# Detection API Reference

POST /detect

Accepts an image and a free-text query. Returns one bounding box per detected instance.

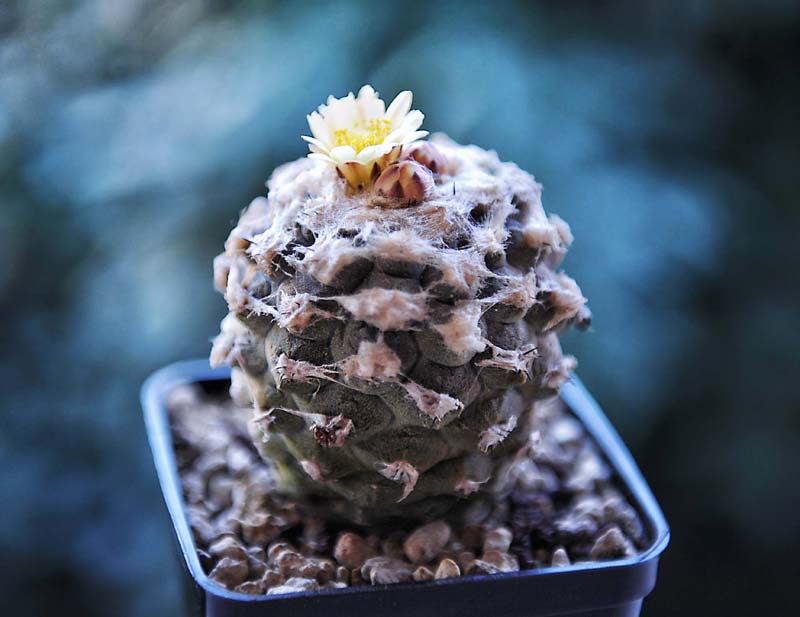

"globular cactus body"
[212,136,588,524]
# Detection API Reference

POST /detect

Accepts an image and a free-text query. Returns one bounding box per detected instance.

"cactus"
[211,88,589,525]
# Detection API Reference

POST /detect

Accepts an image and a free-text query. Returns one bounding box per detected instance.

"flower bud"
[374,160,433,205]
[404,141,449,175]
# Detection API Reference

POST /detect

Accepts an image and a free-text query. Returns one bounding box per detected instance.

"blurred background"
[1,0,797,615]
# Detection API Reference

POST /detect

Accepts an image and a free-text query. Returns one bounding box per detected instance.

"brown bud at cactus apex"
[374,160,433,205]
[404,141,449,175]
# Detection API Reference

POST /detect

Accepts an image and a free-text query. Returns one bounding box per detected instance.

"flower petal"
[386,90,413,125]
[384,124,428,145]
[356,143,394,163]
[329,145,358,163]
[357,85,377,99]
[356,85,384,123]
[307,112,332,143]
[338,161,371,188]
[396,109,425,132]
[302,135,329,150]
[403,131,429,144]
[304,86,429,183]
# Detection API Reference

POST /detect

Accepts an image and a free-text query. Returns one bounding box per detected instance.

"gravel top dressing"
[168,382,646,596]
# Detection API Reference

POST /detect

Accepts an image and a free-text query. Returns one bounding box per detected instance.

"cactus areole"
[211,86,591,525]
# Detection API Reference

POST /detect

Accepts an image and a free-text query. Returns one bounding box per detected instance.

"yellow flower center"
[334,118,392,153]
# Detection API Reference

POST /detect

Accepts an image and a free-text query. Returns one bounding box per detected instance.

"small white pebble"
[551,547,571,567]
[483,527,513,554]
[434,558,461,579]
[590,526,636,560]
[267,577,319,595]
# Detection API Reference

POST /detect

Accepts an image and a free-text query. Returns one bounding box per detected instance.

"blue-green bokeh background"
[1,1,798,615]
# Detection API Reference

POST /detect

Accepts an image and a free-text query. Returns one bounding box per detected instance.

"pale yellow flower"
[303,85,428,188]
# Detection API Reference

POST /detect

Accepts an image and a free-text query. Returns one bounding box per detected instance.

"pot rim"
[142,358,670,603]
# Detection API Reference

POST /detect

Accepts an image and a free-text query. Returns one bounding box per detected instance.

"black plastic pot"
[143,359,669,617]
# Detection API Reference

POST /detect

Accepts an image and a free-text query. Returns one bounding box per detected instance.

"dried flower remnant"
[303,85,428,189]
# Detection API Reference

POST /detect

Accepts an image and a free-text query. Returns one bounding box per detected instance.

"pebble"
[208,535,247,562]
[207,474,234,509]
[467,559,502,575]
[247,553,268,578]
[551,547,571,567]
[186,506,216,547]
[514,460,560,493]
[182,471,206,504]
[209,556,249,588]
[334,532,374,569]
[267,577,319,595]
[196,452,227,476]
[273,549,335,582]
[413,565,435,581]
[550,416,584,445]
[572,494,604,520]
[434,558,461,579]
[555,511,599,542]
[261,569,283,587]
[247,546,266,562]
[235,580,267,595]
[213,508,241,537]
[565,448,611,492]
[481,550,519,572]
[226,441,256,475]
[241,512,282,545]
[403,521,451,564]
[335,566,350,584]
[590,526,636,560]
[483,527,513,553]
[361,557,415,585]
[603,494,644,542]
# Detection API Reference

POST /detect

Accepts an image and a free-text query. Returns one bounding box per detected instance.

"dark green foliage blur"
[1,1,797,615]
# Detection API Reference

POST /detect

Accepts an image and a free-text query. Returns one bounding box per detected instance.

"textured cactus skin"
[211,136,589,524]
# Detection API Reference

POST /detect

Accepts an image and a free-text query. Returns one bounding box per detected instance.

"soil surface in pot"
[167,381,647,596]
